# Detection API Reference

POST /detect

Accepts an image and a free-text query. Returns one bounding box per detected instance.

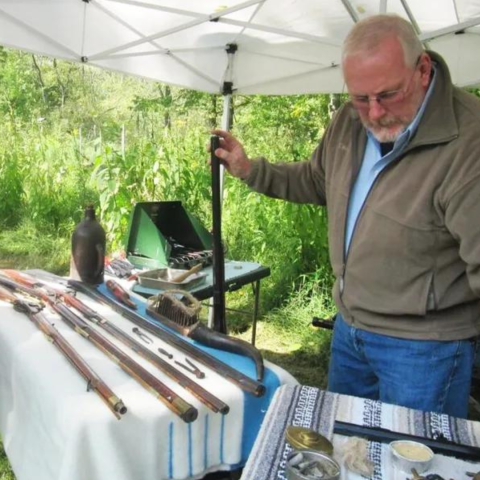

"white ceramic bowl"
[390,440,434,474]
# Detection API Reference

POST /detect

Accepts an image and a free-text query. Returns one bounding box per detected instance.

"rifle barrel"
[0,283,127,419]
[6,270,228,414]
[0,274,198,423]
[65,298,229,414]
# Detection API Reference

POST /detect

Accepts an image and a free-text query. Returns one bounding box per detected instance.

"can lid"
[285,426,333,455]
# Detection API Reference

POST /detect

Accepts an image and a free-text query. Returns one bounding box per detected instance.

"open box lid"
[125,201,213,269]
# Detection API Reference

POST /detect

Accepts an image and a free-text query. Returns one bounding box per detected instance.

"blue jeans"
[327,314,477,418]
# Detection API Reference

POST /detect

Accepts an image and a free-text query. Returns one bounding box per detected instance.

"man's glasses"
[349,57,421,110]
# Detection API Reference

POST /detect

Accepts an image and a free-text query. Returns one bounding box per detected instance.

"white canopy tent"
[0,0,480,95]
[1,0,480,131]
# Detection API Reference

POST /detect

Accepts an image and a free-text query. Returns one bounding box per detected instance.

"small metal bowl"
[285,449,340,480]
[390,440,434,474]
[137,268,206,290]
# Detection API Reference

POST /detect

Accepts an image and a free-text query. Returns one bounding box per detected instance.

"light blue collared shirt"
[344,67,437,255]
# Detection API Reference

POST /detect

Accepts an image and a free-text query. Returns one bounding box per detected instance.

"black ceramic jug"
[70,204,106,284]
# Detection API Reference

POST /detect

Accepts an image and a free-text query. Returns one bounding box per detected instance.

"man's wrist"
[239,161,252,180]
[240,159,257,182]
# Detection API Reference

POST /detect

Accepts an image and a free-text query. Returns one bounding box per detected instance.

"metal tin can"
[285,449,340,480]
[285,426,333,455]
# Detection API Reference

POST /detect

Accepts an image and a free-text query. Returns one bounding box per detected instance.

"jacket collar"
[408,50,458,149]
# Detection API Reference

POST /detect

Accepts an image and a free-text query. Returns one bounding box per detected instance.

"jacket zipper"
[340,124,362,301]
[340,154,405,302]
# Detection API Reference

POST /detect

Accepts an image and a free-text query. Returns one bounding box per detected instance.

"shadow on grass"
[0,252,68,275]
[261,332,332,389]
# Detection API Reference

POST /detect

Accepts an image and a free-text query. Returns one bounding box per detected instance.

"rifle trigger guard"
[13,301,43,314]
[66,287,77,297]
[29,302,44,313]
[13,301,28,314]
[47,292,62,304]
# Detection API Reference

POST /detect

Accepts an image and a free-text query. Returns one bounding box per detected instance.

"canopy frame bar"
[420,17,480,41]
[340,0,359,23]
[92,1,219,88]
[91,0,340,62]
[237,63,340,92]
[218,18,341,46]
[103,0,263,19]
[90,0,262,60]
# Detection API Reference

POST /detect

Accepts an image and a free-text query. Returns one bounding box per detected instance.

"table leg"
[251,280,260,346]
[207,297,214,329]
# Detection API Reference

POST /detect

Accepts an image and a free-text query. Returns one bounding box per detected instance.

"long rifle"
[0,275,198,423]
[0,284,127,419]
[3,270,229,414]
[67,279,266,397]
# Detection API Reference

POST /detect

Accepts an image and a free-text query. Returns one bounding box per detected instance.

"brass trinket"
[286,426,334,455]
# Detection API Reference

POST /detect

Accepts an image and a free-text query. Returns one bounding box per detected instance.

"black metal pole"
[210,135,227,334]
[334,421,480,461]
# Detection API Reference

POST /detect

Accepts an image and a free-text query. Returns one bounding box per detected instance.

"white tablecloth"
[0,285,297,480]
[241,385,480,480]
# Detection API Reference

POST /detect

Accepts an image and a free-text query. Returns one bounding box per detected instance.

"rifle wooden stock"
[0,284,127,419]
[68,279,266,397]
[0,273,198,423]
[6,271,229,414]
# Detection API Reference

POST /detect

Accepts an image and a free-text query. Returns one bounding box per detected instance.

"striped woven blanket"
[241,385,480,480]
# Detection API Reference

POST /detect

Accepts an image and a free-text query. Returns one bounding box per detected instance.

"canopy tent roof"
[1,0,480,95]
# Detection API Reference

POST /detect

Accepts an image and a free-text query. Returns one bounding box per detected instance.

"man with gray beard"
[212,14,480,418]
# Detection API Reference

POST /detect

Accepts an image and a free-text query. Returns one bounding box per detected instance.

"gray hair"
[342,14,424,67]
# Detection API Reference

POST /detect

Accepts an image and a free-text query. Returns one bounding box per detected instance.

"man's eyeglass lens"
[350,89,404,108]
[349,58,420,110]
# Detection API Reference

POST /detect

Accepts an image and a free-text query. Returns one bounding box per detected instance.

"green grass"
[0,222,70,274]
[227,279,335,387]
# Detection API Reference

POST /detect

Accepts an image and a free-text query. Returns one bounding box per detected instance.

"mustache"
[365,116,402,129]
[361,115,409,142]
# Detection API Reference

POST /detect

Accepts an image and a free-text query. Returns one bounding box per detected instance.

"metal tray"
[137,267,207,290]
